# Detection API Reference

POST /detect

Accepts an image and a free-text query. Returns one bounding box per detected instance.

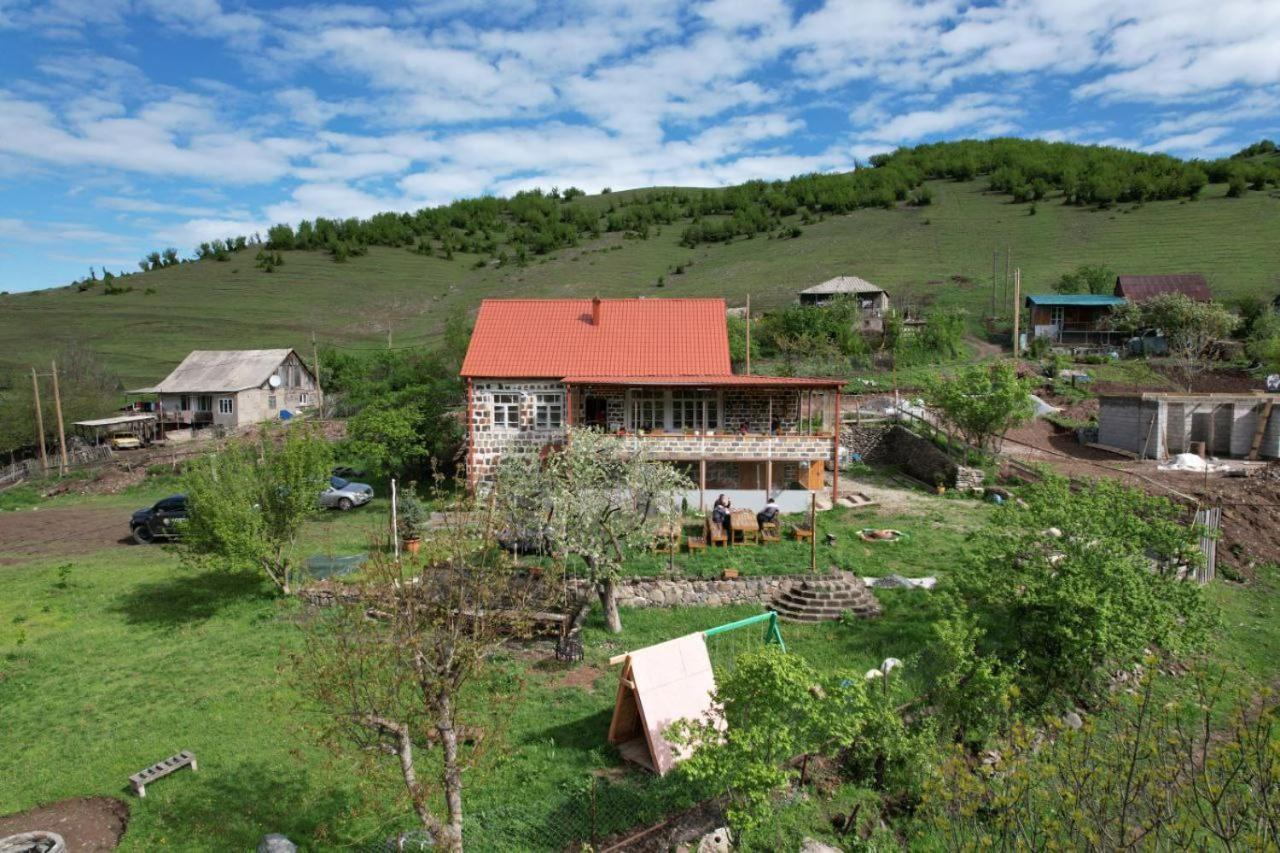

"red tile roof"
[1114,274,1211,302]
[561,374,846,388]
[461,298,732,378]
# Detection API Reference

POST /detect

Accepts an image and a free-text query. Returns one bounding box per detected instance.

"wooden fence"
[1192,506,1222,584]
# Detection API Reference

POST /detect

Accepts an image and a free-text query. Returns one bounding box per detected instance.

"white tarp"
[1158,453,1228,473]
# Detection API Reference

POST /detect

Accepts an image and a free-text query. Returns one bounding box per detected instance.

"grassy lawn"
[2,475,1274,850]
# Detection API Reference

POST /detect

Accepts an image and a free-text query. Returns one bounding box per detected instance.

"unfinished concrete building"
[1096,392,1280,460]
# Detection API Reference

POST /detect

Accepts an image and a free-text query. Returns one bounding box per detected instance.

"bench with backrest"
[760,521,781,543]
[705,517,728,547]
[129,750,197,798]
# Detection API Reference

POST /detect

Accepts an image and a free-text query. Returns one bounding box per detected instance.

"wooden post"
[51,360,68,474]
[744,294,751,374]
[1004,246,1011,315]
[765,396,773,499]
[809,492,817,574]
[1011,268,1022,358]
[30,368,48,472]
[832,388,841,504]
[311,331,324,417]
[699,458,706,512]
[390,478,400,560]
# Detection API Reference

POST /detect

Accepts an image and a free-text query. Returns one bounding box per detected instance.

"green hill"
[2,152,1279,388]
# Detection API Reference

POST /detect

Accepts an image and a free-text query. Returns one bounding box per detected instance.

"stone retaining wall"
[568,575,798,608]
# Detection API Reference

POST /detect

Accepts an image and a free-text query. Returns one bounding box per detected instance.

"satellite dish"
[268,375,282,388]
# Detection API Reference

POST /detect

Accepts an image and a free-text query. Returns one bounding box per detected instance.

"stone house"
[460,298,843,505]
[131,349,318,431]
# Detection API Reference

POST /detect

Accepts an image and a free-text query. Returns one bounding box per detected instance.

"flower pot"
[935,485,946,495]
[403,537,421,554]
[722,568,740,580]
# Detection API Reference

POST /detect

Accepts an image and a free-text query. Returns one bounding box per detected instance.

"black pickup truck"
[130,494,188,544]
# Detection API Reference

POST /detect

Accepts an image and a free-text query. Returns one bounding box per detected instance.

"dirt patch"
[546,664,605,692]
[0,506,133,565]
[0,797,129,851]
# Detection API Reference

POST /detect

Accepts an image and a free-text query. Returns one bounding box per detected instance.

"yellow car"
[108,432,143,450]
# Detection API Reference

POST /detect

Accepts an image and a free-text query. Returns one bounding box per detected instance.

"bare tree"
[492,429,689,633]
[294,497,550,851]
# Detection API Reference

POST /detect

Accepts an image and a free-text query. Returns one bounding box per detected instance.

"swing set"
[607,611,786,774]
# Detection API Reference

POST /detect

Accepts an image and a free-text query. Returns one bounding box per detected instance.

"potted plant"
[397,489,427,554]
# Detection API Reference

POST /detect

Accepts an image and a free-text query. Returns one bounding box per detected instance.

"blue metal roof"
[1025,294,1126,307]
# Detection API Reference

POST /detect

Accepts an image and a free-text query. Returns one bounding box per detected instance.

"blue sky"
[1,0,1277,292]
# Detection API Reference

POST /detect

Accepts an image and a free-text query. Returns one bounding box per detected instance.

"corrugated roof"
[133,349,301,393]
[1025,294,1126,307]
[73,414,156,428]
[798,276,886,296]
[460,299,732,378]
[561,374,845,388]
[1115,274,1211,302]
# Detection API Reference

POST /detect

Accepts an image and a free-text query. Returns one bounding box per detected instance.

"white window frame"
[268,395,277,410]
[299,392,311,405]
[179,395,191,411]
[534,392,564,430]
[491,392,521,430]
[672,391,720,431]
[218,396,233,414]
[197,395,213,413]
[629,389,665,431]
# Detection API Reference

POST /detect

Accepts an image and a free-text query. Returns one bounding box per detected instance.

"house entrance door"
[584,396,608,427]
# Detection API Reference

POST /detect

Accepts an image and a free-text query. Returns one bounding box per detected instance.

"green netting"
[303,553,368,580]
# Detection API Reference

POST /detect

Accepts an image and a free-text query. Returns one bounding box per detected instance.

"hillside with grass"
[2,139,1279,386]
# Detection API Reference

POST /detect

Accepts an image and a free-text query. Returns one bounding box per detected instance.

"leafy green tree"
[947,477,1214,706]
[492,429,688,632]
[345,404,427,481]
[668,647,875,838]
[1246,308,1280,371]
[1053,263,1115,294]
[1111,294,1238,389]
[923,361,1035,451]
[179,426,332,594]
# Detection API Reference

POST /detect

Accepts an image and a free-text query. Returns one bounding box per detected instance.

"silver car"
[320,475,374,511]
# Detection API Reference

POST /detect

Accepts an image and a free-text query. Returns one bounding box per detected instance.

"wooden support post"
[1011,268,1022,359]
[832,388,841,504]
[390,478,400,561]
[51,360,68,474]
[699,458,706,511]
[744,294,751,374]
[30,368,48,472]
[311,331,324,417]
[809,492,817,575]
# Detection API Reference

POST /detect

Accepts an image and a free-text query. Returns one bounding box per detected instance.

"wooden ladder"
[1248,399,1276,461]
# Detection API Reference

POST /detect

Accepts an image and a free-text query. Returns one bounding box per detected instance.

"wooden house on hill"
[130,349,317,430]
[797,276,890,311]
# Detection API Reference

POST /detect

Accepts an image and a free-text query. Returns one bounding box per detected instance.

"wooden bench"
[792,525,814,543]
[130,750,197,798]
[706,519,728,548]
[760,521,780,544]
[686,535,707,554]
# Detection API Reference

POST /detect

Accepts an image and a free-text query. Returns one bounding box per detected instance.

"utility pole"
[311,330,325,417]
[50,360,69,474]
[991,251,998,318]
[30,368,48,471]
[1011,268,1022,359]
[1003,247,1012,317]
[744,294,751,374]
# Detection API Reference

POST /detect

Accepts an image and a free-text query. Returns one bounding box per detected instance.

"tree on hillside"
[1111,294,1238,389]
[179,426,331,594]
[1053,263,1115,295]
[923,361,1035,451]
[492,429,689,633]
[0,343,123,457]
[295,504,545,852]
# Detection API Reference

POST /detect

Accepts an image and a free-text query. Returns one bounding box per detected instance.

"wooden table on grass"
[728,509,759,545]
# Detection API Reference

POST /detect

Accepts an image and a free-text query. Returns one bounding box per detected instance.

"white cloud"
[855,93,1021,146]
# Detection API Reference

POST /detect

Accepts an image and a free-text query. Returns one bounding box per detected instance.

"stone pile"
[770,571,881,623]
[955,465,986,492]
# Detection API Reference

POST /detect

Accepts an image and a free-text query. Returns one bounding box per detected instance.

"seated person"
[757,496,781,528]
[711,494,731,527]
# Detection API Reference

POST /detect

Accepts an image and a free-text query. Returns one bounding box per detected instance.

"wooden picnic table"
[728,509,759,545]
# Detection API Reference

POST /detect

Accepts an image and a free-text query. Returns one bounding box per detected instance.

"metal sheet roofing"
[1025,294,1126,307]
[132,349,301,393]
[1114,274,1211,302]
[73,414,156,428]
[460,299,732,378]
[561,374,846,388]
[798,276,886,296]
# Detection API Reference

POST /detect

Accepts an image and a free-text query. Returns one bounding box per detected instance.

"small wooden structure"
[73,413,156,446]
[130,750,197,797]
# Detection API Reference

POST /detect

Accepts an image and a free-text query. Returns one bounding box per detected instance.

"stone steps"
[770,570,881,623]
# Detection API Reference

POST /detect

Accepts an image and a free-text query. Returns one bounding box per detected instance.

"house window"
[179,395,191,411]
[1050,306,1065,327]
[218,397,233,414]
[492,392,521,429]
[673,391,719,431]
[299,392,311,405]
[534,393,563,430]
[197,395,213,412]
[268,395,277,410]
[630,390,664,431]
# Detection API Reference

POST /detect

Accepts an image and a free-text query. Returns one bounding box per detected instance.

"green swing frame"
[702,610,786,652]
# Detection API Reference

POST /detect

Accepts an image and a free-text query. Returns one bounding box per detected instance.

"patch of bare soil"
[1151,366,1263,394]
[1157,467,1280,577]
[546,664,605,692]
[0,797,128,852]
[0,506,133,565]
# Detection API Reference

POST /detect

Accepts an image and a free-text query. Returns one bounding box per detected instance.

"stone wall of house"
[468,380,567,483]
[634,433,834,462]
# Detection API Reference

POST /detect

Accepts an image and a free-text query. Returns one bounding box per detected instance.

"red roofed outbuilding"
[1114,274,1211,302]
[461,297,842,502]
